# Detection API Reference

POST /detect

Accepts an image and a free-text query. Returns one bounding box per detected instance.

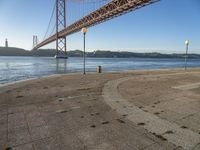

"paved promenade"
[0,69,200,150]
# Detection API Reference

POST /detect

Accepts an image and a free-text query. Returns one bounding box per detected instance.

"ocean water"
[0,56,200,84]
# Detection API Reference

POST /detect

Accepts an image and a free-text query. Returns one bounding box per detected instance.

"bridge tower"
[55,0,67,59]
[33,35,38,49]
[5,39,8,48]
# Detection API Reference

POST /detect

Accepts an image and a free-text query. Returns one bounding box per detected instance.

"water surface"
[0,56,199,84]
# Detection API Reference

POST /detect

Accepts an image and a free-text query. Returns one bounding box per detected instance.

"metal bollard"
[97,66,102,73]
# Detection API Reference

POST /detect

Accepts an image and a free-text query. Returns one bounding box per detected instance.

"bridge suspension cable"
[42,0,110,42]
[34,0,160,53]
[43,1,56,41]
[66,0,111,27]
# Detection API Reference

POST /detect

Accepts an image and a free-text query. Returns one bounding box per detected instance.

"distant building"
[5,39,8,48]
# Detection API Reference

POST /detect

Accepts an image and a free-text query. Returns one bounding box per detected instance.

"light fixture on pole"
[184,40,189,70]
[81,27,87,75]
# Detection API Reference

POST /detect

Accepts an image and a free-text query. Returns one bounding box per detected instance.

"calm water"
[0,56,200,84]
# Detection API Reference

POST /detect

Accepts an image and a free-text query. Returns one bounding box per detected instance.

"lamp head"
[81,27,87,34]
[185,40,189,45]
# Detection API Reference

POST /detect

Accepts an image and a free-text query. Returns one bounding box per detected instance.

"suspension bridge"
[32,0,159,58]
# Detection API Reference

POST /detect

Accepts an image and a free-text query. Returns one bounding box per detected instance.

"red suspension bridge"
[33,0,159,58]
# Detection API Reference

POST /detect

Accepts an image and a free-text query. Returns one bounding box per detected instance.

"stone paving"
[118,72,200,150]
[0,70,199,150]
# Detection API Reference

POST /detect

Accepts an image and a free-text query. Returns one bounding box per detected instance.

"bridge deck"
[34,0,159,49]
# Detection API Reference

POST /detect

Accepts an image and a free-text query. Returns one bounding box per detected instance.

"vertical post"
[33,36,38,49]
[81,27,87,75]
[5,39,8,48]
[184,40,189,71]
[185,44,188,70]
[56,0,59,56]
[56,0,67,58]
[64,0,67,55]
[36,36,38,46]
[33,36,35,49]
[83,33,86,75]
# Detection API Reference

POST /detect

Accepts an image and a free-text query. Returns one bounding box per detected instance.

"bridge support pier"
[55,0,67,59]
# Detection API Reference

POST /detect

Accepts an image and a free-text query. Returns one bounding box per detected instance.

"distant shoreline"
[0,56,200,59]
[1,46,200,58]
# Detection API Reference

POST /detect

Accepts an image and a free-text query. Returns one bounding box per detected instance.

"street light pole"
[184,40,189,71]
[83,32,86,74]
[81,27,87,75]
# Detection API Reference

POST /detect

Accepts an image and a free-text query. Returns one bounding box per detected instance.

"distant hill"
[0,47,200,58]
[87,50,200,59]
[0,47,57,57]
[0,47,30,56]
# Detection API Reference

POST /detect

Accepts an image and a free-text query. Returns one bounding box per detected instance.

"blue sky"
[0,0,199,53]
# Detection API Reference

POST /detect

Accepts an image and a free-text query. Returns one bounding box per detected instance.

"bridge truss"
[33,0,159,52]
